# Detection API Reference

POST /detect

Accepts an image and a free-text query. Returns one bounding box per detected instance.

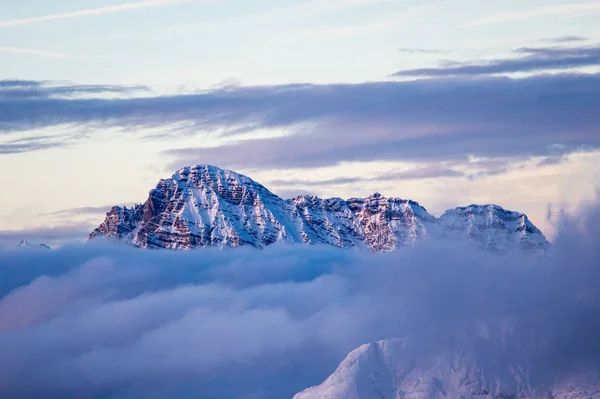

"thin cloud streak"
[0,79,149,99]
[266,167,465,189]
[0,132,79,154]
[398,48,451,54]
[103,0,405,39]
[0,0,198,29]
[0,142,64,154]
[393,45,600,77]
[470,2,600,26]
[0,47,74,59]
[548,35,589,43]
[0,223,95,242]
[40,206,129,217]
[302,4,440,40]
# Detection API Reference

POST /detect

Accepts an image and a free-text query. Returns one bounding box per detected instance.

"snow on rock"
[439,204,549,254]
[294,330,600,399]
[89,165,549,253]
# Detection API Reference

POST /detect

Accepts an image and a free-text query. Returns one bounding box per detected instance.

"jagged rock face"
[347,194,438,252]
[89,205,144,241]
[89,165,550,253]
[133,165,296,249]
[286,195,365,248]
[91,166,295,249]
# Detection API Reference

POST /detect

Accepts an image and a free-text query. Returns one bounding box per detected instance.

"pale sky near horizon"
[1,0,600,245]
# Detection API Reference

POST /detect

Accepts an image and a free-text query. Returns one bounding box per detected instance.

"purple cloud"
[1,73,599,172]
[0,200,599,398]
[266,166,465,189]
[392,44,600,77]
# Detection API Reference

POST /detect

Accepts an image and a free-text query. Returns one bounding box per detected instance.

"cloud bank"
[2,72,600,170]
[0,199,599,398]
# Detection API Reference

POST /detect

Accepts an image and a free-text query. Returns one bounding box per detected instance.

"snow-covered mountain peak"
[294,331,600,399]
[90,165,549,253]
[440,203,549,253]
[169,164,277,203]
[173,164,256,184]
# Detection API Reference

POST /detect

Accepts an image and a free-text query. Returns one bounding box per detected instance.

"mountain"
[89,165,549,253]
[439,204,549,254]
[16,240,51,250]
[294,331,600,399]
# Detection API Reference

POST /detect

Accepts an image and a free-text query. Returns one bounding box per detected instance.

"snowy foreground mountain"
[90,164,549,253]
[294,331,600,399]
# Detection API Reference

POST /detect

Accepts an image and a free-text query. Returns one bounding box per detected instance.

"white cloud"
[0,0,202,29]
[302,4,440,40]
[0,198,598,398]
[103,0,405,39]
[0,46,87,59]
[469,2,600,26]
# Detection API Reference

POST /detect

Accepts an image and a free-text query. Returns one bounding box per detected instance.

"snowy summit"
[90,165,549,253]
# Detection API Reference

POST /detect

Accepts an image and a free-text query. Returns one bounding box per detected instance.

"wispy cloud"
[547,35,589,43]
[2,74,600,170]
[104,0,404,39]
[0,80,42,88]
[40,205,130,217]
[0,0,197,29]
[470,2,600,26]
[267,166,465,189]
[0,46,75,58]
[397,48,451,54]
[393,44,600,77]
[536,155,569,167]
[0,79,148,99]
[0,223,94,242]
[302,4,440,40]
[0,141,64,155]
[0,131,82,154]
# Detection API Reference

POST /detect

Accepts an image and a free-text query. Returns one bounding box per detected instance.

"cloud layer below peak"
[0,199,599,398]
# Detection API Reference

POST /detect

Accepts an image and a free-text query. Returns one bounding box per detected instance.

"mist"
[0,201,598,398]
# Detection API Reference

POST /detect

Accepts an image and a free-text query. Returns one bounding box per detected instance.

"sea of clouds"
[0,201,599,399]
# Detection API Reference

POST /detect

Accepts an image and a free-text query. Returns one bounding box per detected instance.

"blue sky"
[1,0,600,244]
[3,0,600,86]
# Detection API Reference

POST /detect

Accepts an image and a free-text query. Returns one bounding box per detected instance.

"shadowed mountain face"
[90,164,549,253]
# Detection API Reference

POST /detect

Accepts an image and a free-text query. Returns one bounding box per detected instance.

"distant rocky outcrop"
[16,240,51,250]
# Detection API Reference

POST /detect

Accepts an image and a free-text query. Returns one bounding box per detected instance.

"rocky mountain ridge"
[89,165,549,253]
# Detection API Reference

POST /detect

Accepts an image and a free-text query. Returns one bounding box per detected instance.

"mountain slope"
[89,165,549,253]
[294,332,600,399]
[439,204,549,254]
